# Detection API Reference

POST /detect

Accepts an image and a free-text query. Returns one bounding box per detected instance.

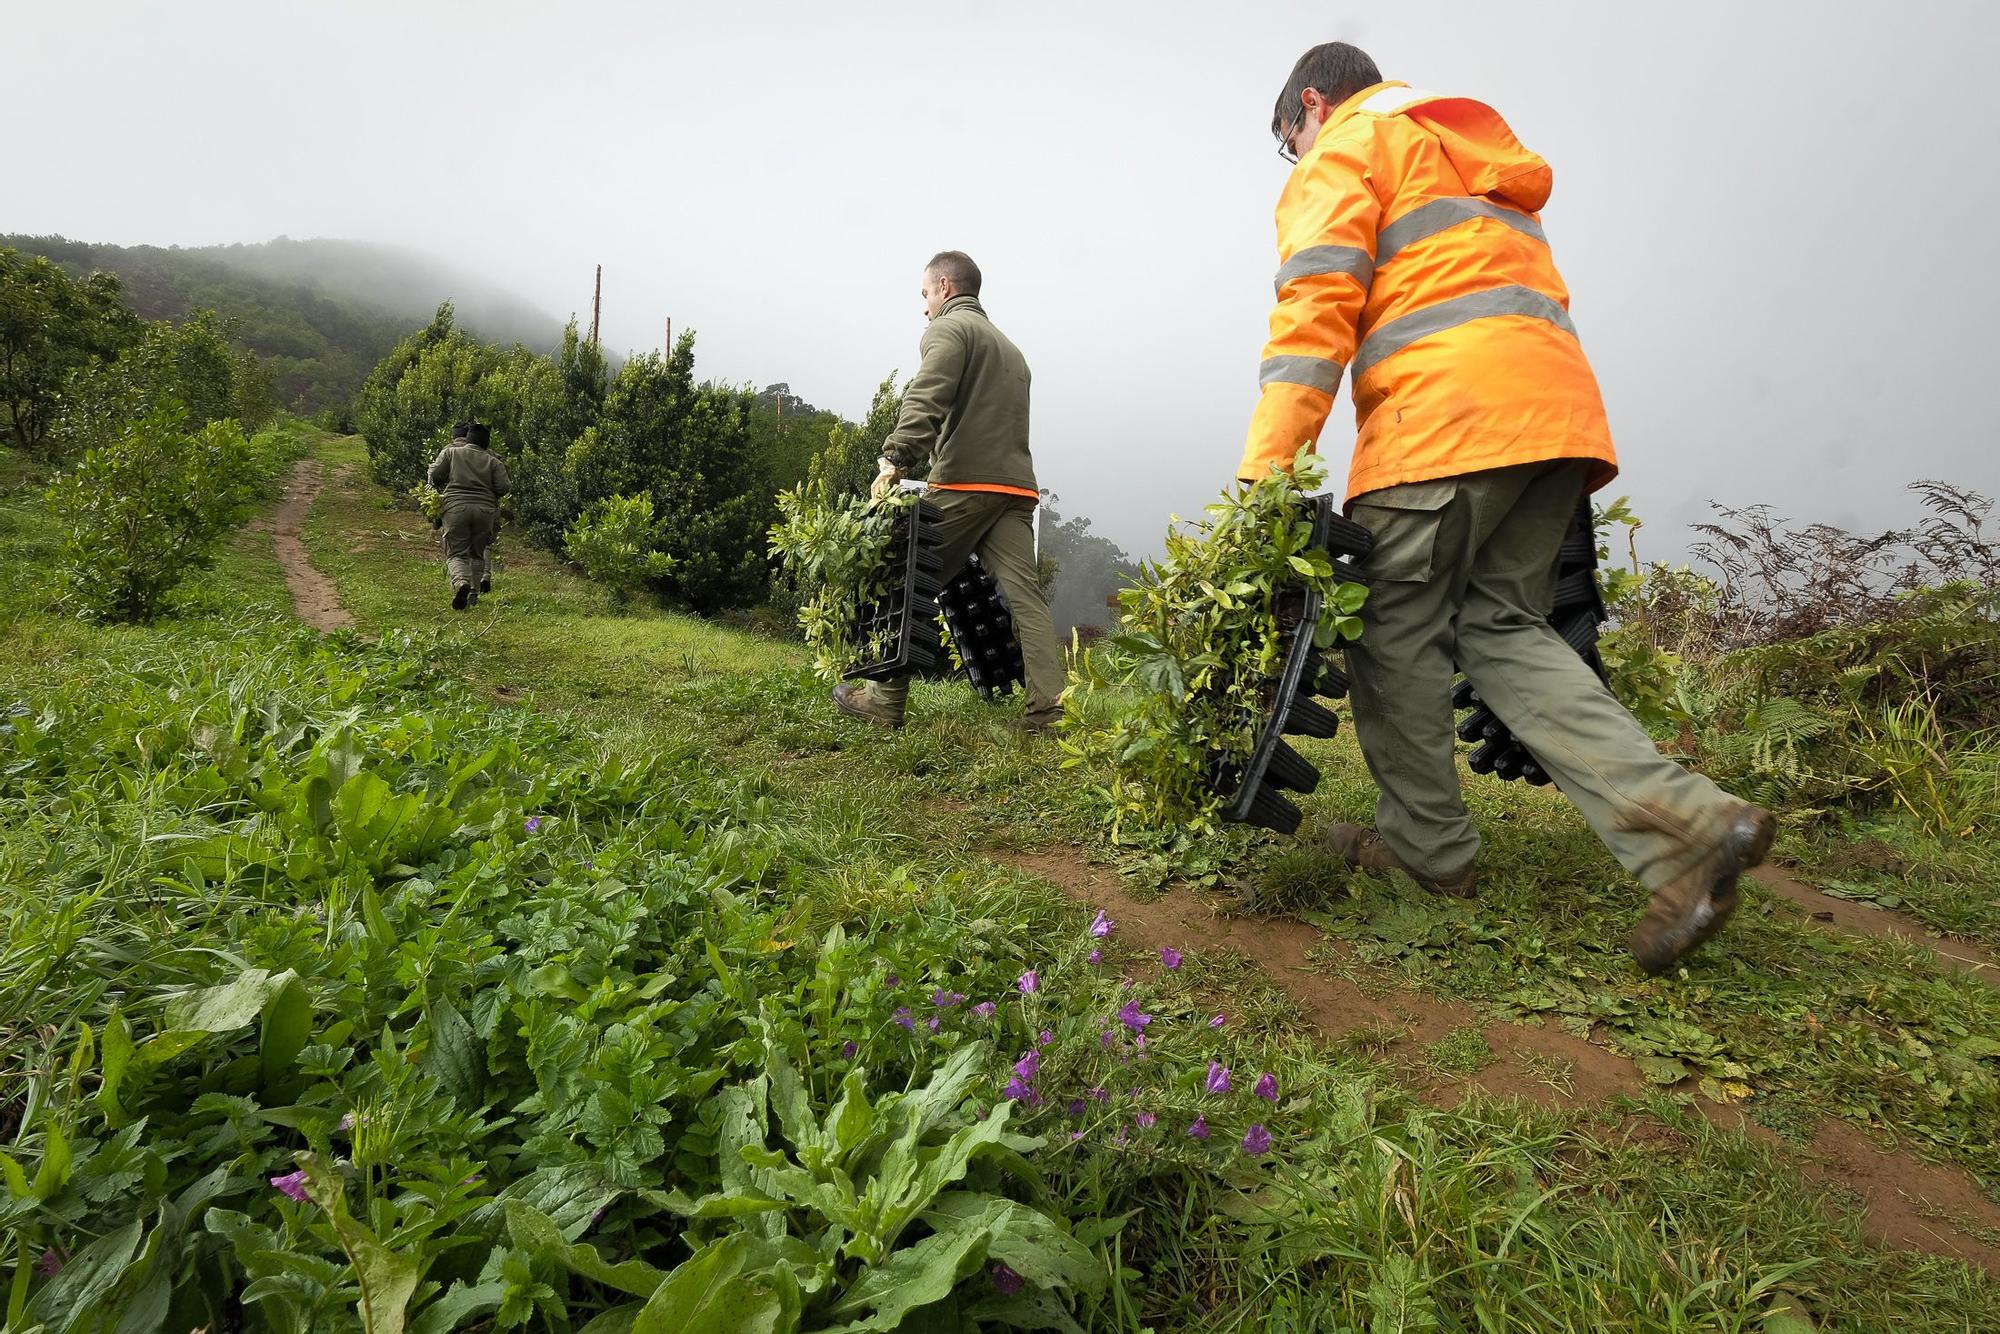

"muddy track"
[258,458,354,632]
[1000,844,2000,1274]
[1750,865,1996,979]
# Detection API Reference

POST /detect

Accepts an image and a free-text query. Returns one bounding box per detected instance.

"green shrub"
[1061,450,1366,839]
[769,459,916,678]
[564,491,676,600]
[45,404,266,622]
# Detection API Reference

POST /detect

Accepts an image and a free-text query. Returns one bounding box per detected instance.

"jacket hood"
[1339,82,1553,211]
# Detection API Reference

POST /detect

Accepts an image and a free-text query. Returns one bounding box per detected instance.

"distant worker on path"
[1243,42,1774,974]
[832,251,1065,734]
[428,421,510,611]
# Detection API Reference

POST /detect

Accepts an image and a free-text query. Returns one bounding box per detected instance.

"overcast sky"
[14,1,1998,562]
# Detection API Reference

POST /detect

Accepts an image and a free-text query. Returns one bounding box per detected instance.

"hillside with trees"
[3,234,565,417]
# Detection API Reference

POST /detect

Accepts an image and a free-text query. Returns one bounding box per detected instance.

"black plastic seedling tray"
[1217,495,1375,834]
[843,499,948,683]
[938,553,1024,699]
[1453,498,1608,786]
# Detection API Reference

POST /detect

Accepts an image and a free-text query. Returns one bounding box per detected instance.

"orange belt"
[929,482,1039,499]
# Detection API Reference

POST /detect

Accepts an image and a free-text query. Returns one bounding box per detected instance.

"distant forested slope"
[4,234,565,414]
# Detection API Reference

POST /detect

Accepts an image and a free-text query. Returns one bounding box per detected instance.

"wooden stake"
[584,264,600,350]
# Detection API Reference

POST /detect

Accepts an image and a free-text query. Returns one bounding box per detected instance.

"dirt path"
[259,458,354,632]
[1751,865,1997,980]
[1000,843,2000,1274]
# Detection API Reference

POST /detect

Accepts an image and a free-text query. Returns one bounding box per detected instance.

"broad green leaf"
[925,1193,1103,1295]
[99,1009,135,1127]
[31,1123,70,1202]
[497,1164,623,1242]
[646,1186,789,1219]
[420,996,483,1108]
[828,1199,1001,1326]
[301,1155,419,1334]
[1634,1056,1688,1086]
[260,974,312,1092]
[408,1281,508,1334]
[160,967,298,1037]
[579,1306,644,1334]
[632,1233,799,1334]
[505,1199,666,1298]
[25,1217,144,1327]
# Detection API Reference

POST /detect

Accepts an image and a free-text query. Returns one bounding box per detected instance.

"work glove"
[869,456,902,502]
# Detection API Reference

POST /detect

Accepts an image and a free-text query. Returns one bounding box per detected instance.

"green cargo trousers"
[440,503,497,592]
[1345,459,1740,891]
[865,489,1065,723]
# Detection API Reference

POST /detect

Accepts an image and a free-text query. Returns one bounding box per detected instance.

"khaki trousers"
[1345,460,1738,890]
[867,489,1064,722]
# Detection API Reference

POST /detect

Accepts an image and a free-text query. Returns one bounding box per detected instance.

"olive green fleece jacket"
[427,443,513,511]
[880,295,1037,491]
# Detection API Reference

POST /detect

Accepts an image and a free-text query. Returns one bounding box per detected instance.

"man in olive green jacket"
[428,422,511,610]
[833,251,1064,733]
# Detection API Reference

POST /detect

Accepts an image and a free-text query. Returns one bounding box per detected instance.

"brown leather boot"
[1323,823,1479,898]
[831,682,905,729]
[1628,803,1776,976]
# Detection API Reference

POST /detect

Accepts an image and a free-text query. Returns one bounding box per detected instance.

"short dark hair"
[1271,42,1382,137]
[925,251,982,296]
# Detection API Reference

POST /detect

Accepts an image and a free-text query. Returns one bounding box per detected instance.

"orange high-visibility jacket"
[1240,82,1619,502]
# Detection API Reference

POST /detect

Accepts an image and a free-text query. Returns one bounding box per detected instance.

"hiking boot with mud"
[1628,802,1776,975]
[1323,823,1479,898]
[831,681,904,729]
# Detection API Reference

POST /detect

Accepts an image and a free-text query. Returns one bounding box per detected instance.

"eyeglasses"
[1276,99,1308,164]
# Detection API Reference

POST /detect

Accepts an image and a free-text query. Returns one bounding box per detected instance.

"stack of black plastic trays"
[1219,495,1376,834]
[938,553,1025,699]
[842,499,948,682]
[1452,498,1607,785]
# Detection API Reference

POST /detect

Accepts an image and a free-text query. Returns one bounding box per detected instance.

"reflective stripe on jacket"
[1240,82,1618,502]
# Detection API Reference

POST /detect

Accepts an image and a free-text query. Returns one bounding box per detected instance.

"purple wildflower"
[886,973,901,986]
[1160,947,1182,969]
[972,1001,996,1020]
[1088,1086,1109,1103]
[270,1169,310,1202]
[1090,909,1114,938]
[1111,1127,1130,1148]
[1135,1111,1157,1129]
[1038,1029,1055,1048]
[1088,949,1103,965]
[1002,1077,1033,1101]
[1069,1099,1087,1115]
[1100,1028,1118,1049]
[36,1247,65,1277]
[523,816,542,834]
[894,1007,915,1032]
[928,1016,941,1033]
[1116,999,1152,1033]
[337,1112,355,1132]
[1254,1072,1279,1102]
[1017,969,1039,995]
[1013,1050,1041,1082]
[1069,1129,1084,1142]
[1242,1124,1273,1156]
[1205,1062,1232,1095]
[1188,1115,1211,1141]
[932,988,965,1008]
[1209,1012,1227,1029]
[840,1040,859,1060]
[991,1262,1025,1296]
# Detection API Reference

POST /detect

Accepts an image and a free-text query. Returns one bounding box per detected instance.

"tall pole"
[588,264,602,348]
[664,317,671,353]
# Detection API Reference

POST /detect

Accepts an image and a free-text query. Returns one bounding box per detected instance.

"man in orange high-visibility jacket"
[1246,41,1773,976]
